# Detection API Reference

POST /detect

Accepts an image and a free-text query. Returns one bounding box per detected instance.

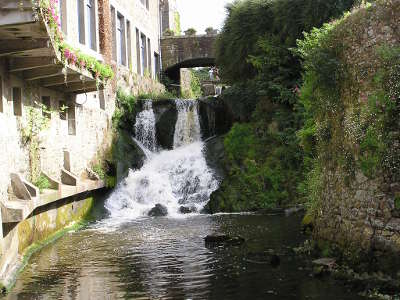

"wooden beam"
[0,38,50,56]
[61,81,100,94]
[23,66,62,81]
[9,57,57,72]
[41,74,83,87]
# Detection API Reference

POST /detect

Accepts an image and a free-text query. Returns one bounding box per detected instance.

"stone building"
[160,0,180,35]
[0,0,165,286]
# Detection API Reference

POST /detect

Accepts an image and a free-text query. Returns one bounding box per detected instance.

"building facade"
[0,0,165,286]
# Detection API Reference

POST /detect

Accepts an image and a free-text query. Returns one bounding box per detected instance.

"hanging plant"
[35,0,114,82]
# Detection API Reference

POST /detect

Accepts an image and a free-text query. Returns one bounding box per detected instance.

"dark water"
[6,210,366,300]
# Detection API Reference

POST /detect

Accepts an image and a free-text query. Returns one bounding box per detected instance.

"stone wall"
[161,34,217,72]
[117,66,165,96]
[312,1,400,261]
[0,193,95,287]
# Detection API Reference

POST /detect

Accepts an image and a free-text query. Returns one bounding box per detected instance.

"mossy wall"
[0,195,94,287]
[299,1,400,260]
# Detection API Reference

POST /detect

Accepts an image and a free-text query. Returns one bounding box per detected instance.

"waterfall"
[173,100,201,148]
[135,100,157,152]
[105,99,219,219]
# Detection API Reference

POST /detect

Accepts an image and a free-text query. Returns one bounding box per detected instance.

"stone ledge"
[2,177,104,224]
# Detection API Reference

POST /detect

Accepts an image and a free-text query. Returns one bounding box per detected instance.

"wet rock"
[179,206,197,214]
[204,135,226,181]
[152,99,177,150]
[284,206,305,216]
[312,258,336,276]
[148,204,168,217]
[198,96,233,139]
[115,130,146,181]
[204,234,245,247]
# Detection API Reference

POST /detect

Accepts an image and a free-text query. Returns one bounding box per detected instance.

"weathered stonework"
[312,1,400,264]
[0,193,95,287]
[161,34,217,77]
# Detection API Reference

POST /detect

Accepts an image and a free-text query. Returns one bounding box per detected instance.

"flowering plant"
[37,0,114,82]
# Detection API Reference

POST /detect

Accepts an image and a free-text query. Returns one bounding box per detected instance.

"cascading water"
[134,100,157,152]
[173,99,201,148]
[105,99,219,219]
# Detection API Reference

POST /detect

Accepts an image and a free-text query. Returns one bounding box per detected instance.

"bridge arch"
[160,34,217,83]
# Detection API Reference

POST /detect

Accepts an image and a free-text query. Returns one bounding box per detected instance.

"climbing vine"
[20,101,51,184]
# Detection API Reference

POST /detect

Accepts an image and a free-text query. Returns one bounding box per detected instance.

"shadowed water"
[5,212,366,299]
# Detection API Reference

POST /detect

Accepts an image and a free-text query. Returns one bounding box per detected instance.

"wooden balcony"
[0,0,102,94]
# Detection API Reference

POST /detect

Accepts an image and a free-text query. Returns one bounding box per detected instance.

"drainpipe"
[158,0,163,79]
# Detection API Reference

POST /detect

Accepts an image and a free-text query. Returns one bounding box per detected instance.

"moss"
[7,220,89,292]
[105,175,116,188]
[395,196,400,210]
[7,196,95,292]
[17,220,34,254]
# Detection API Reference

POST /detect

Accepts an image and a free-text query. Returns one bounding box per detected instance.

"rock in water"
[148,204,168,217]
[204,234,245,247]
[179,206,197,214]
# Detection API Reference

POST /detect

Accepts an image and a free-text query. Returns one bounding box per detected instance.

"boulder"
[204,234,245,247]
[204,135,226,181]
[115,130,146,182]
[148,204,168,217]
[179,206,197,214]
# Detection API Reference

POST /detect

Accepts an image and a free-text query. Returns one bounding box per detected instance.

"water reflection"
[6,214,366,300]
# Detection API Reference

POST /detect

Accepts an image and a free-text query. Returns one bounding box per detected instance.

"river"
[5,99,366,299]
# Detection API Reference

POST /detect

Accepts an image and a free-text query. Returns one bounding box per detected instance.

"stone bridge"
[160,34,217,82]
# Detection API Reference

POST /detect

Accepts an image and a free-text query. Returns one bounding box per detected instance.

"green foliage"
[210,0,357,212]
[112,89,138,131]
[185,28,197,36]
[395,196,400,210]
[163,29,175,36]
[359,127,384,178]
[34,174,51,193]
[216,0,356,83]
[181,70,203,99]
[92,164,106,180]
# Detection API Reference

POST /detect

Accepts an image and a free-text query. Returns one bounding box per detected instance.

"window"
[42,96,51,119]
[12,87,22,116]
[59,101,67,120]
[78,0,96,50]
[154,52,160,80]
[111,6,117,61]
[0,76,3,113]
[140,0,149,10]
[99,90,106,110]
[127,20,132,69]
[147,38,152,77]
[86,0,96,50]
[117,14,126,66]
[68,103,76,135]
[58,0,67,34]
[78,0,85,44]
[140,33,147,76]
[136,29,141,74]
